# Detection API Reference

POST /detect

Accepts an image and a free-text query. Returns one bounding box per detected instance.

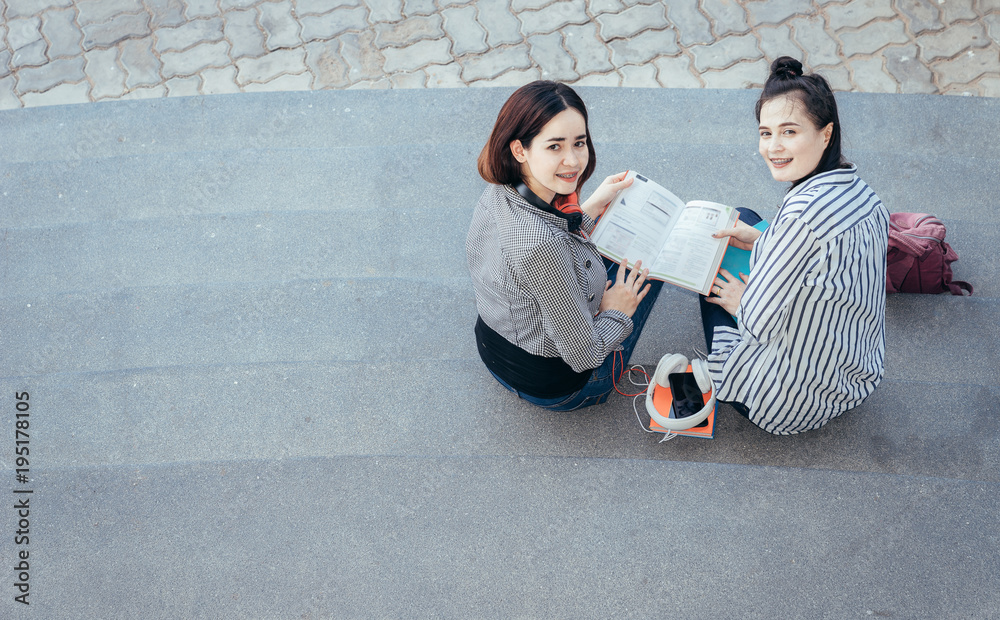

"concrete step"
[2,154,992,304]
[7,89,999,163]
[2,365,996,482]
[3,275,997,381]
[25,456,1000,619]
[1,208,472,294]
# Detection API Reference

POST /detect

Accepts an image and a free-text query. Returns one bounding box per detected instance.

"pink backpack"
[886,213,972,295]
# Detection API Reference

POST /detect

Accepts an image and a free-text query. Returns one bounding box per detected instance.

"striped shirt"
[466,183,632,379]
[707,166,888,434]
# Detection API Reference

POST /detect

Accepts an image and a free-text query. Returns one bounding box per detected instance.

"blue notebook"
[717,220,769,322]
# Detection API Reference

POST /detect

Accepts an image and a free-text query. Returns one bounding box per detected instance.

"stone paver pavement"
[1,0,1000,108]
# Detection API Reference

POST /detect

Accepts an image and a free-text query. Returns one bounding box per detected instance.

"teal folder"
[717,220,769,322]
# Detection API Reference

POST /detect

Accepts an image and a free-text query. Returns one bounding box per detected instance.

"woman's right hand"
[713,219,762,251]
[581,171,633,220]
[599,257,650,318]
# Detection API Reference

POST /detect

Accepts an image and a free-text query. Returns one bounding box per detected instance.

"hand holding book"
[712,220,763,251]
[581,171,634,220]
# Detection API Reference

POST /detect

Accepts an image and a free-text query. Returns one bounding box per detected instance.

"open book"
[590,171,739,295]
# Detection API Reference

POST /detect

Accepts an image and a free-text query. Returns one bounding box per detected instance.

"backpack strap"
[942,241,972,295]
[948,280,973,296]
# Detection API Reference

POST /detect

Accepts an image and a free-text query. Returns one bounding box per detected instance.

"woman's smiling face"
[758,95,833,184]
[511,108,589,204]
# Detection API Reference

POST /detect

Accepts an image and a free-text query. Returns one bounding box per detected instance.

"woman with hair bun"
[467,80,663,411]
[702,57,889,434]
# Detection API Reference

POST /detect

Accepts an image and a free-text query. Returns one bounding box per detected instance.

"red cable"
[612,349,651,397]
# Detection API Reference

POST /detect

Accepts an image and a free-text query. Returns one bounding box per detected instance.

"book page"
[591,172,684,268]
[655,200,736,293]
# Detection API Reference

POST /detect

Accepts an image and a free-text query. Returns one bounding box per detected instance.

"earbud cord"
[612,349,650,397]
[613,352,677,442]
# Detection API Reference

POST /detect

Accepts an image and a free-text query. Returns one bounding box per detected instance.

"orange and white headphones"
[645,353,716,430]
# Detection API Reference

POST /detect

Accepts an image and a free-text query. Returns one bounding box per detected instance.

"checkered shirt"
[466,184,632,373]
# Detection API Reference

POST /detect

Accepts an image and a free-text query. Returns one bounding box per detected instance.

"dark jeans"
[698,207,763,419]
[489,256,663,412]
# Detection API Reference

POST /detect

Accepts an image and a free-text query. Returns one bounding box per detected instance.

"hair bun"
[771,56,803,80]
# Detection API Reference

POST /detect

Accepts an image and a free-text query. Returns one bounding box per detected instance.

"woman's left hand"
[705,268,746,316]
[581,171,633,220]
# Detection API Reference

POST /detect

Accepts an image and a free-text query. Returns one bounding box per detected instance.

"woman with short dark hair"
[704,57,889,434]
[467,81,663,411]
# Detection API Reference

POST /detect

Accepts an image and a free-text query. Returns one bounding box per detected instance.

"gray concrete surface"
[1,86,998,618]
